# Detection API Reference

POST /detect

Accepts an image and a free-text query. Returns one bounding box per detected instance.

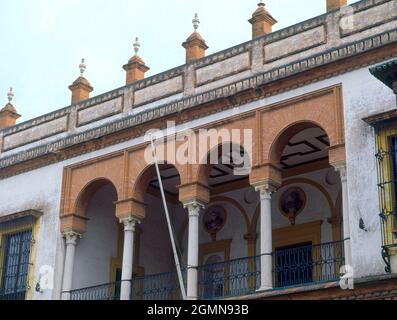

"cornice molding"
[0,28,396,178]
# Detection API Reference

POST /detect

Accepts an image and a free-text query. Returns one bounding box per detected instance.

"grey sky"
[0,0,353,122]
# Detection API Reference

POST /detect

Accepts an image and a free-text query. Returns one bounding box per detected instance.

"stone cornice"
[2,0,392,138]
[0,28,396,177]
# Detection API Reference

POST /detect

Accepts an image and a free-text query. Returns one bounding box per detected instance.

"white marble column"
[184,201,204,300]
[335,164,353,268]
[120,216,140,300]
[256,184,277,291]
[61,231,81,300]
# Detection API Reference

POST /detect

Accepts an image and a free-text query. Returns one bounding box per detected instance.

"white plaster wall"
[72,184,119,289]
[0,59,396,299]
[0,164,64,300]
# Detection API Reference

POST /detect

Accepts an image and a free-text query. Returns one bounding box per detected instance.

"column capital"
[62,230,82,246]
[120,216,141,232]
[255,183,278,200]
[183,200,206,217]
[332,162,347,183]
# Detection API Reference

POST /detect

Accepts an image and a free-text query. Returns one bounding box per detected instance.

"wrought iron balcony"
[70,281,121,301]
[198,255,261,299]
[273,240,345,289]
[68,240,345,301]
[70,271,186,301]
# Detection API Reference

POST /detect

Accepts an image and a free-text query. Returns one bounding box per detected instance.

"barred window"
[0,216,36,300]
[375,126,397,250]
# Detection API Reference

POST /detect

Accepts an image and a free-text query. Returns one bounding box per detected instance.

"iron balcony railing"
[197,240,345,300]
[69,240,345,300]
[131,270,186,300]
[273,240,345,289]
[198,255,261,299]
[70,281,121,301]
[70,270,187,301]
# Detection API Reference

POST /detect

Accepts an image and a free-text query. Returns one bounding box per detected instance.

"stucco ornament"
[203,205,227,241]
[279,187,306,226]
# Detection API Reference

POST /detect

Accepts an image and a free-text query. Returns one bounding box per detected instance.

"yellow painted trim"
[376,128,397,251]
[27,220,40,300]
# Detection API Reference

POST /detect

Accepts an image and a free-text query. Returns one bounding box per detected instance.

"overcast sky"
[0,0,354,122]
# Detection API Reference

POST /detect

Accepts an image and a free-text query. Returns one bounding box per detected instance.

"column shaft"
[61,231,81,300]
[120,217,139,300]
[339,166,352,267]
[256,185,276,291]
[185,202,203,300]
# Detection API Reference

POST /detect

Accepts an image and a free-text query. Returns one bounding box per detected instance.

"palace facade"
[1,0,397,300]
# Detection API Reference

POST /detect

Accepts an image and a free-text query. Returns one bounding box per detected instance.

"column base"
[256,286,273,293]
[186,296,199,300]
[61,292,71,300]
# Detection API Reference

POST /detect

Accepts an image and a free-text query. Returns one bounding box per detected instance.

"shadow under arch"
[74,177,119,219]
[131,162,182,205]
[195,141,252,187]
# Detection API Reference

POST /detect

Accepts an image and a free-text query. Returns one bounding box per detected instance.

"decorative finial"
[79,58,86,77]
[7,87,14,103]
[133,37,140,56]
[193,13,200,32]
[258,1,265,7]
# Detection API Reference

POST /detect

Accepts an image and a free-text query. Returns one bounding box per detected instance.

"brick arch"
[268,120,330,168]
[126,143,191,200]
[130,162,182,204]
[61,176,120,234]
[74,178,118,217]
[261,86,345,168]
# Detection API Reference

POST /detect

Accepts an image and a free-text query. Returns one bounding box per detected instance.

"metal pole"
[149,133,187,300]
